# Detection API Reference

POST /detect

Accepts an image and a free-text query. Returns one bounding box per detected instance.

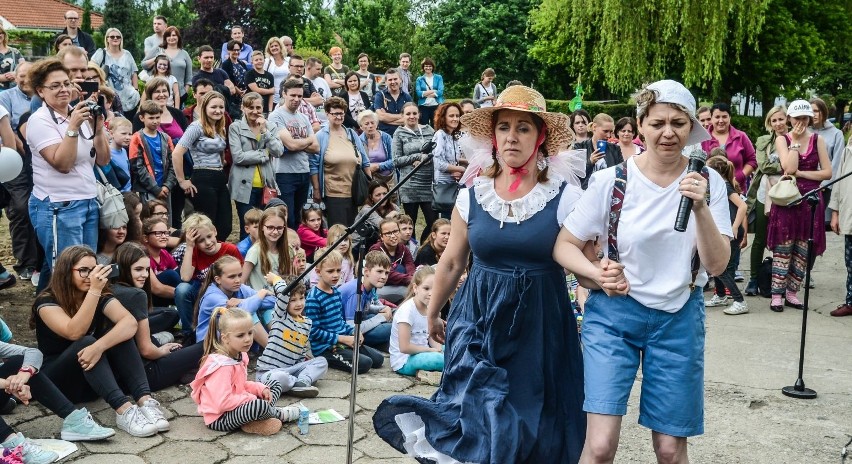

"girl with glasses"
[241,208,292,326]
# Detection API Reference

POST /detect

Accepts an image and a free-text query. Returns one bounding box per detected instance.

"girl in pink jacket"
[190,307,299,435]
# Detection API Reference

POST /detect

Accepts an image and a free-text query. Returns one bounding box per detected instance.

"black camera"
[84,100,102,115]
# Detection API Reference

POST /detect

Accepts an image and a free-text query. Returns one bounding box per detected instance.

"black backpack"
[757,257,773,298]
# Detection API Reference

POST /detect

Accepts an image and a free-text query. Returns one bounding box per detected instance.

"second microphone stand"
[276,141,437,463]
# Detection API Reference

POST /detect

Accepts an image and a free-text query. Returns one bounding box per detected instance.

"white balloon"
[0,147,23,183]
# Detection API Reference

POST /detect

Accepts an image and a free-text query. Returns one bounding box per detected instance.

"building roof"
[0,0,103,31]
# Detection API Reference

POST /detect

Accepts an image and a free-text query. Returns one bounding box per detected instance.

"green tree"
[293,0,340,53]
[529,0,770,94]
[805,0,852,125]
[714,0,828,111]
[334,0,418,72]
[419,0,544,98]
[81,0,94,34]
[251,0,308,46]
[103,0,139,56]
[156,0,198,46]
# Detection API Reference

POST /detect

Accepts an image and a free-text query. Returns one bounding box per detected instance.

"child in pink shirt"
[190,307,299,435]
[297,207,327,261]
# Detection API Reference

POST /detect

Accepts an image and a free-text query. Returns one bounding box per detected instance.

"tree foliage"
[185,0,254,55]
[334,0,418,72]
[716,0,828,110]
[157,0,199,41]
[251,0,308,46]
[530,0,770,93]
[103,0,140,57]
[81,0,94,34]
[420,0,544,98]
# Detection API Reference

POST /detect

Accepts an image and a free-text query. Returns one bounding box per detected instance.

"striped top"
[305,286,353,355]
[256,281,314,372]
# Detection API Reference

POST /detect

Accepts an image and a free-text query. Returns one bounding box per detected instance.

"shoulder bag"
[767,175,801,206]
[346,128,371,206]
[95,165,129,229]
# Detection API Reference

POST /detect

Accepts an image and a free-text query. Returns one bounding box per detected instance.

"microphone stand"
[276,142,437,463]
[781,168,852,400]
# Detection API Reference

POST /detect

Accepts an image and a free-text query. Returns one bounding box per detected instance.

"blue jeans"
[28,195,98,271]
[275,172,310,229]
[235,187,263,240]
[174,281,200,336]
[396,351,445,376]
[363,321,392,348]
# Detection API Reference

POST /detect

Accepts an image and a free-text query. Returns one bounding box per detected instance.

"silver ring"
[693,180,700,186]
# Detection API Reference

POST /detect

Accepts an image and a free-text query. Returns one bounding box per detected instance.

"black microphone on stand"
[674,150,708,232]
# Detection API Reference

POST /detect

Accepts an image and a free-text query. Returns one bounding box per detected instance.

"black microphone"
[420,141,437,154]
[674,150,708,232]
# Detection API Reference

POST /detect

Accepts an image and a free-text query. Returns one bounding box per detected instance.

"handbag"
[431,133,461,212]
[347,129,371,205]
[432,183,460,212]
[95,166,130,229]
[767,175,801,206]
[262,185,278,206]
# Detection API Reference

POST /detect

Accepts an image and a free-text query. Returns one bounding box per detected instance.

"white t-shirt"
[389,299,430,371]
[455,175,580,227]
[311,76,332,121]
[564,156,733,312]
[26,105,98,202]
[264,58,290,105]
[244,243,280,292]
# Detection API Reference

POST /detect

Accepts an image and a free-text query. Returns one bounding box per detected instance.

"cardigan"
[414,74,445,106]
[311,126,371,198]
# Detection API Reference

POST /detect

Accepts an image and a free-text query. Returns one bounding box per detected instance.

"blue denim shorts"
[581,288,705,437]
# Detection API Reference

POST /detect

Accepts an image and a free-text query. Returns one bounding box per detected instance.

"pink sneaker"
[770,295,783,312]
[785,291,804,310]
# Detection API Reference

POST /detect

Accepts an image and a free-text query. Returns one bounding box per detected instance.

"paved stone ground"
[3,233,852,463]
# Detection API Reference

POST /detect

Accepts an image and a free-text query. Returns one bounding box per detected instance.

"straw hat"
[460,85,573,156]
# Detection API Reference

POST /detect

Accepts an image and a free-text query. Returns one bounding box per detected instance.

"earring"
[536,153,547,171]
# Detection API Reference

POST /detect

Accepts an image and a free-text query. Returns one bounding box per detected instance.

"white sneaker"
[277,405,300,423]
[705,295,731,307]
[140,398,170,432]
[30,271,40,287]
[724,300,749,315]
[116,405,158,437]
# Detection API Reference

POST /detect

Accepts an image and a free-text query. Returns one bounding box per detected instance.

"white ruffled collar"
[473,173,564,228]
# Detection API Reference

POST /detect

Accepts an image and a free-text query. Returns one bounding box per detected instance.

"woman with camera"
[26,57,110,287]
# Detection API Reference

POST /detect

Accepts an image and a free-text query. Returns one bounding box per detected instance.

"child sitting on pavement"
[256,274,328,398]
[305,249,384,373]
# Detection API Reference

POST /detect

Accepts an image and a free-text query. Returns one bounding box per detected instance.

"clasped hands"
[596,257,630,296]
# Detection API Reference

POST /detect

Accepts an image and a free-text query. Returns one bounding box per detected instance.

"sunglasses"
[108,35,122,39]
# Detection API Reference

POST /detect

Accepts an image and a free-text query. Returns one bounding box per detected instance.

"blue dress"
[374,178,585,464]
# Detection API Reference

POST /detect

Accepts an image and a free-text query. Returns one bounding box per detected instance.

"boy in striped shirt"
[256,274,328,397]
[304,249,385,373]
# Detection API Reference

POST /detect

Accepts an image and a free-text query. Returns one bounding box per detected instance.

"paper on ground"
[308,409,346,425]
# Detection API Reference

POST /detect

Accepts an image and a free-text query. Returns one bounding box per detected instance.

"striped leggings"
[208,379,283,432]
[771,240,807,295]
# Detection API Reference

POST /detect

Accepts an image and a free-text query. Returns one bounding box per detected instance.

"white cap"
[645,80,711,146]
[787,99,814,118]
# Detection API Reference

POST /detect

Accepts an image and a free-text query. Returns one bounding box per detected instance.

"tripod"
[781,167,852,399]
[276,141,436,462]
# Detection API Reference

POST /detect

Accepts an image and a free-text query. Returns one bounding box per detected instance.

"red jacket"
[369,242,414,286]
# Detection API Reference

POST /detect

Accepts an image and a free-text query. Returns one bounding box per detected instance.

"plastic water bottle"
[298,403,310,435]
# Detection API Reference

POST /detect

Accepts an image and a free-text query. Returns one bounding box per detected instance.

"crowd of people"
[0,10,850,464]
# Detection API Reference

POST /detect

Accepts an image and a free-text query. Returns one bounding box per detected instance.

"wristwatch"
[789,143,801,150]
[66,129,79,138]
[18,366,36,375]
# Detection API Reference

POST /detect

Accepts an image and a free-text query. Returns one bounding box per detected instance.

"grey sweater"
[0,341,44,371]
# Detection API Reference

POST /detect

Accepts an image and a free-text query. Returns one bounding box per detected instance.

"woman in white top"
[554,80,731,463]
[614,116,643,160]
[263,37,289,107]
[26,57,110,276]
[91,28,140,117]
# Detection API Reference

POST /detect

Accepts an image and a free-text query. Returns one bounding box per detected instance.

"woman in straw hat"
[373,85,591,463]
[554,80,732,463]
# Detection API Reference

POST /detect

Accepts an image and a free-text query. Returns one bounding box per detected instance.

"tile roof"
[1,0,103,31]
